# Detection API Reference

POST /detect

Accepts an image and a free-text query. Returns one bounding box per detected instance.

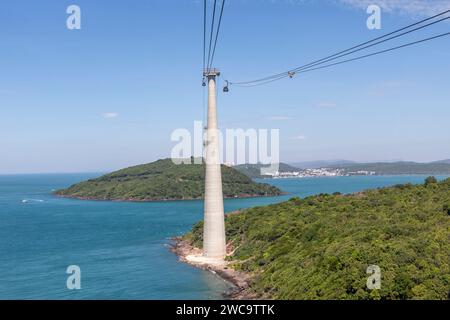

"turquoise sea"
[0,173,447,299]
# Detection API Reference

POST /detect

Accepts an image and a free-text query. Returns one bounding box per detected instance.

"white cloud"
[102,112,119,119]
[227,0,450,16]
[316,101,337,108]
[368,81,406,97]
[337,0,450,17]
[292,135,306,140]
[267,116,293,120]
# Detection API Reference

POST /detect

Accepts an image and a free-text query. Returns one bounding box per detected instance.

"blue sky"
[0,0,449,173]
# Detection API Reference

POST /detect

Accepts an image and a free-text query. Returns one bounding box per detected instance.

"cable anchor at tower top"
[203,68,221,77]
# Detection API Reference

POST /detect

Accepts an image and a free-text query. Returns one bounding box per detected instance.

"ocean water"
[0,173,447,300]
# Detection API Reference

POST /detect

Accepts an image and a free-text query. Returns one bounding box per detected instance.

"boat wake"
[21,199,45,204]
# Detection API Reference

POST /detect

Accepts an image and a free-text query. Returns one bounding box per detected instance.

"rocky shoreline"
[54,192,285,203]
[170,237,258,300]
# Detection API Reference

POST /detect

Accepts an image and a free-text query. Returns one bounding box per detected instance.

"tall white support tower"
[203,68,226,259]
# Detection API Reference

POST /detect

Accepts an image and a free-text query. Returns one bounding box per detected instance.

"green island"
[55,158,282,201]
[184,177,450,300]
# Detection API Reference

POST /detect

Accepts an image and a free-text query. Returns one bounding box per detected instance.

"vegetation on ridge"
[184,177,450,300]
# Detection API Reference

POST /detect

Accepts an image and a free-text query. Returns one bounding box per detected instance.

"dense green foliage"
[234,163,300,179]
[55,158,282,201]
[185,178,450,300]
[333,162,450,175]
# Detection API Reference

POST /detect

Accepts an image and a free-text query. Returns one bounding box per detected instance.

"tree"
[444,204,450,216]
[424,176,438,186]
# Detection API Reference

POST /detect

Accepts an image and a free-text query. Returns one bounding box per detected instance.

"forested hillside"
[185,177,450,299]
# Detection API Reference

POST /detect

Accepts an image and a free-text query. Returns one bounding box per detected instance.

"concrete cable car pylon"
[202,68,226,260]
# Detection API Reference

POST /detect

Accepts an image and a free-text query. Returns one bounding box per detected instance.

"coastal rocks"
[170,237,255,300]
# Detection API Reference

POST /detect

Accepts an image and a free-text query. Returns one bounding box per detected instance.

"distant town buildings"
[265,168,376,178]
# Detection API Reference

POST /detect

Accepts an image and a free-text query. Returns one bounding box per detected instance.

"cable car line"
[202,0,207,86]
[284,16,448,78]
[231,31,450,88]
[206,0,218,73]
[232,16,449,87]
[228,9,450,87]
[209,0,226,70]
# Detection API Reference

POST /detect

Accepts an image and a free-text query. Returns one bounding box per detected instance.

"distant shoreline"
[258,173,450,179]
[235,161,450,179]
